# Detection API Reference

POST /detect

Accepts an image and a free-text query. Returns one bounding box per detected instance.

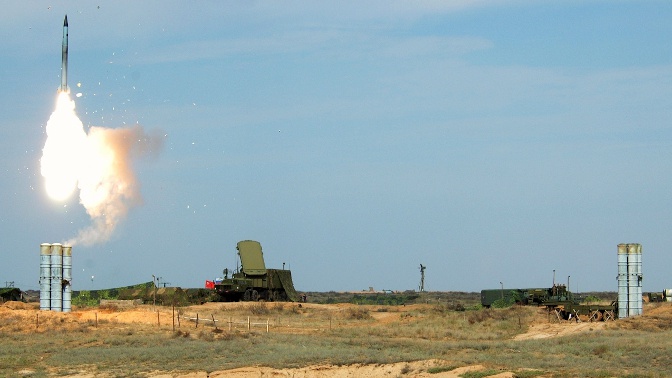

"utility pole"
[152,275,156,308]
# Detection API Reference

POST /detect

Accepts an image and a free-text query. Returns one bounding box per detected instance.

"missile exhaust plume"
[41,16,163,247]
[41,92,163,247]
[41,92,86,201]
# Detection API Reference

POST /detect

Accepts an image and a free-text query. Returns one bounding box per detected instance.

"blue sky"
[1,1,671,293]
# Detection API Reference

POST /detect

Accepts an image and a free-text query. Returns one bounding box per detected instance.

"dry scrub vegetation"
[1,300,671,377]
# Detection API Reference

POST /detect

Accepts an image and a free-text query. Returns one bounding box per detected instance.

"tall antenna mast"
[419,264,426,292]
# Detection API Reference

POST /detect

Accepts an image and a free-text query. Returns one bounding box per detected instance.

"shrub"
[584,295,601,304]
[249,302,270,315]
[593,345,608,356]
[343,307,371,320]
[98,303,119,312]
[197,331,214,341]
[172,330,190,338]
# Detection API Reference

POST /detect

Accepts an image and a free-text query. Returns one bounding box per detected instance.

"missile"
[60,15,68,93]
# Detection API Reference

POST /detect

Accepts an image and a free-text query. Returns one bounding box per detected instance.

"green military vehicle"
[481,285,617,321]
[214,240,299,302]
[0,287,22,302]
[481,285,576,308]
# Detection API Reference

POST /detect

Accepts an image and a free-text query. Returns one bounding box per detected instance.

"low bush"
[342,307,371,320]
[249,302,270,315]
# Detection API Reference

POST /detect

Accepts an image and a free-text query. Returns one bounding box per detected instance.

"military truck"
[481,285,576,308]
[213,240,299,302]
[481,285,617,321]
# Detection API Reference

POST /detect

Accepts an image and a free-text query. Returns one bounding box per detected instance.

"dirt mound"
[1,301,36,310]
[612,302,672,331]
[141,362,505,378]
[514,321,606,340]
[638,302,672,318]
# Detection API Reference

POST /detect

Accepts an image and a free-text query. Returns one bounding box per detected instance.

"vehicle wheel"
[261,290,269,301]
[243,289,251,301]
[251,290,259,301]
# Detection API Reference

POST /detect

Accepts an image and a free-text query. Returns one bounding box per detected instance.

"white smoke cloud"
[40,92,163,247]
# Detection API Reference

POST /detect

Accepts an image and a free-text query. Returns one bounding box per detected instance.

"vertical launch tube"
[62,245,72,312]
[39,243,52,310]
[628,244,642,316]
[50,243,63,311]
[617,244,628,318]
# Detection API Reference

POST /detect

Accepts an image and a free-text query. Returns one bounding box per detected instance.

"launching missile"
[60,15,68,93]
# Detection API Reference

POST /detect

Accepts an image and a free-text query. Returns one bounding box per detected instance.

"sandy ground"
[2,300,637,378]
[142,362,512,378]
[50,363,516,378]
[513,321,606,340]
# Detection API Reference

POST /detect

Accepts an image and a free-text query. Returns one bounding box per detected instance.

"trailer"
[547,301,618,322]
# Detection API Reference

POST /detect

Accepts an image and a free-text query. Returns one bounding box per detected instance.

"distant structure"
[617,243,642,318]
[39,243,72,312]
[419,264,426,292]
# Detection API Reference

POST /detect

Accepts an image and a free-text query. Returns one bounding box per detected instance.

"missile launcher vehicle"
[481,284,617,321]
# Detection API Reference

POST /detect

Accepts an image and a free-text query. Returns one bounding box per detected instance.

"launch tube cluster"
[40,243,72,312]
[617,243,643,318]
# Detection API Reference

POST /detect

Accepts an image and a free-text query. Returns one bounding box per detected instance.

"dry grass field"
[1,299,671,377]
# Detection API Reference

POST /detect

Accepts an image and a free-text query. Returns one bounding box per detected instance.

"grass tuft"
[513,370,546,378]
[459,369,501,378]
[427,365,459,374]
